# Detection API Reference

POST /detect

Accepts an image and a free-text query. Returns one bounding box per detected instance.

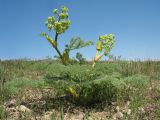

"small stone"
[127,109,131,115]
[113,112,123,120]
[126,101,130,106]
[138,107,145,113]
[116,112,123,119]
[116,106,120,112]
[149,87,152,90]
[111,102,116,105]
[16,105,31,113]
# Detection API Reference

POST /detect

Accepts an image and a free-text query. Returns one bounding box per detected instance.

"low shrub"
[46,66,125,105]
[74,77,119,105]
[45,63,150,106]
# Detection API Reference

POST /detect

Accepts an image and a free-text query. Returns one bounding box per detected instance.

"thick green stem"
[92,52,105,68]
[55,32,58,44]
[54,32,66,65]
[55,47,63,61]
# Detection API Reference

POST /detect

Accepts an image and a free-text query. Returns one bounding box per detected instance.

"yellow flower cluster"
[45,6,71,34]
[93,34,115,67]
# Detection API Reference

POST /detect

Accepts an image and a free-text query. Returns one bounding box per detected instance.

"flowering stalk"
[40,6,93,65]
[92,34,115,68]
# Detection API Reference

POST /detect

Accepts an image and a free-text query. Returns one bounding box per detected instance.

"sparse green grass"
[0,106,7,120]
[6,78,46,90]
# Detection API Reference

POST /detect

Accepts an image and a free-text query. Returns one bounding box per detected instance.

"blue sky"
[0,0,160,60]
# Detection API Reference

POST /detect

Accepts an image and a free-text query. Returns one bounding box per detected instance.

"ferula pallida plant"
[40,6,93,65]
[92,34,115,67]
